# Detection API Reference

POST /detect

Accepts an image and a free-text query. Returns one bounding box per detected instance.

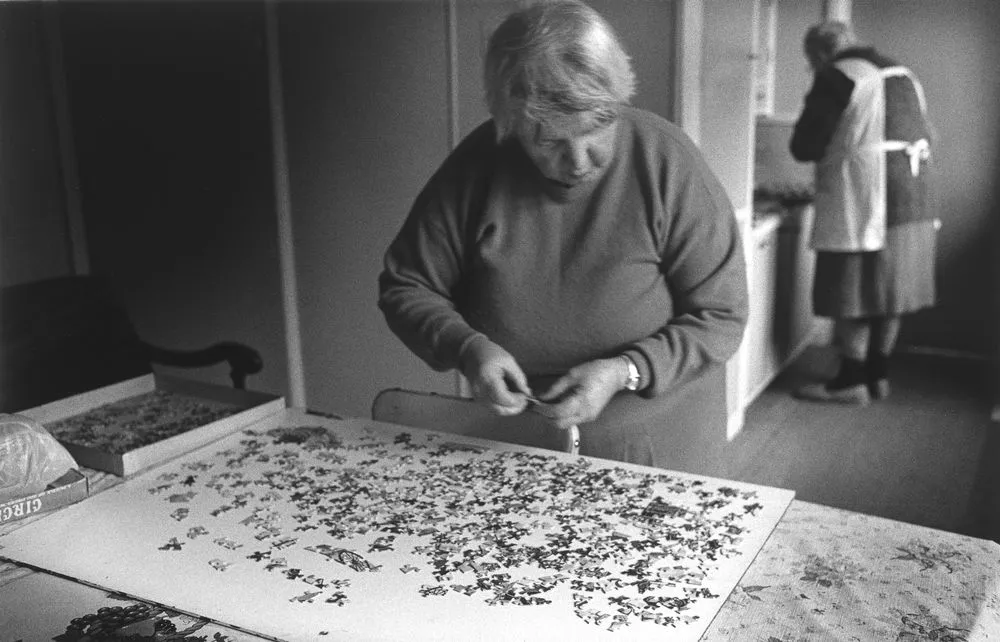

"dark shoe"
[794,381,871,405]
[793,356,871,405]
[866,352,891,401]
[869,377,890,400]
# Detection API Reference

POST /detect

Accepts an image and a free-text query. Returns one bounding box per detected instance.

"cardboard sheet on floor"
[0,409,794,642]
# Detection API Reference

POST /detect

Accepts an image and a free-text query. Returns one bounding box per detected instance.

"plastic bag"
[0,413,78,504]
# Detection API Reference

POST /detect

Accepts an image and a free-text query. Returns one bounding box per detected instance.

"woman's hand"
[531,358,626,430]
[458,335,532,416]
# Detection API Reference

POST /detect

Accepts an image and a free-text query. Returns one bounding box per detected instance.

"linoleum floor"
[724,345,1000,543]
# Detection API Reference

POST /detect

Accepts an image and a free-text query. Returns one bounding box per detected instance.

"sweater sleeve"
[790,67,854,162]
[629,143,749,398]
[377,146,486,373]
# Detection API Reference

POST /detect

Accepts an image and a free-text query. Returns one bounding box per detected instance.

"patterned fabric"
[702,501,1000,641]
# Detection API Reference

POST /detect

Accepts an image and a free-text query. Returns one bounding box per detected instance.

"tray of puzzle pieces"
[18,374,284,477]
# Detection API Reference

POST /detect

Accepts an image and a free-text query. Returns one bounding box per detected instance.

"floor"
[723,344,1000,543]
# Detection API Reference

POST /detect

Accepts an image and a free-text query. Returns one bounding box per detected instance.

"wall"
[588,1,676,121]
[772,0,821,118]
[278,1,455,416]
[0,2,72,287]
[701,0,757,215]
[456,1,513,138]
[56,1,289,395]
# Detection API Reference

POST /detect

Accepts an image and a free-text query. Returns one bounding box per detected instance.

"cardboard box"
[0,469,89,526]
[19,374,285,478]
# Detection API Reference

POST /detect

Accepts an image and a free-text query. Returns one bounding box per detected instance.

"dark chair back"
[1,275,152,413]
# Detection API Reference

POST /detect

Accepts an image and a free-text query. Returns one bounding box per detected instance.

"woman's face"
[515,111,618,189]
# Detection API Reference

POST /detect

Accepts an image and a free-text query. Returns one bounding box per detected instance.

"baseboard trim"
[896,345,991,362]
[727,408,745,442]
[894,345,996,421]
[804,331,990,364]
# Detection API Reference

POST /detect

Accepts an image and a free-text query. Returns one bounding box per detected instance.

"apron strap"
[880,65,928,116]
[878,66,930,177]
[878,138,931,177]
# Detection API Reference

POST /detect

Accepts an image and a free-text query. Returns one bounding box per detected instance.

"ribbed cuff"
[454,332,490,371]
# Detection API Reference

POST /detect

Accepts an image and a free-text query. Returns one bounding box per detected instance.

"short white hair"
[483,0,636,141]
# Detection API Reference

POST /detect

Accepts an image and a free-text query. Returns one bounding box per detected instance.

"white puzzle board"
[0,409,794,641]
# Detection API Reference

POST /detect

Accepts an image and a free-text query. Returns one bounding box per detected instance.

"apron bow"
[880,138,930,177]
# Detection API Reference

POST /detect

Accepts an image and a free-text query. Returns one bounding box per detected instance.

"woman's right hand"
[458,335,532,416]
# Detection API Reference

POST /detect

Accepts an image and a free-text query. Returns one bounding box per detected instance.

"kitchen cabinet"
[743,205,819,405]
[775,204,818,364]
[745,214,782,403]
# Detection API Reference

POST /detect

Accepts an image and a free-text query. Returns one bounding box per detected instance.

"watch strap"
[620,354,641,391]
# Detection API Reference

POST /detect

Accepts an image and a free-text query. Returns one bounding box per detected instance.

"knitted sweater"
[379,107,747,401]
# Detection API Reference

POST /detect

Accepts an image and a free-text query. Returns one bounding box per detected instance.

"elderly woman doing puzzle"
[378,0,747,471]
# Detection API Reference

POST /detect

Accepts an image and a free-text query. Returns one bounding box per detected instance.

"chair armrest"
[141,341,263,389]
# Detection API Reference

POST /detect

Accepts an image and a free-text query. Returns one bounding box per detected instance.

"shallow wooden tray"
[19,374,285,478]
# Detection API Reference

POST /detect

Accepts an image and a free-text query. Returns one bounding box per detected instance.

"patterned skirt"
[813,220,937,319]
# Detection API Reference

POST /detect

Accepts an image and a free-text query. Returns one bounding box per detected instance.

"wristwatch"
[620,354,641,391]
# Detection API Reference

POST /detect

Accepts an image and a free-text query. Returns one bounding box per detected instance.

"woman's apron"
[811,60,931,252]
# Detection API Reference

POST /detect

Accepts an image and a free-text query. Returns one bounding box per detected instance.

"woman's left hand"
[531,358,625,430]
